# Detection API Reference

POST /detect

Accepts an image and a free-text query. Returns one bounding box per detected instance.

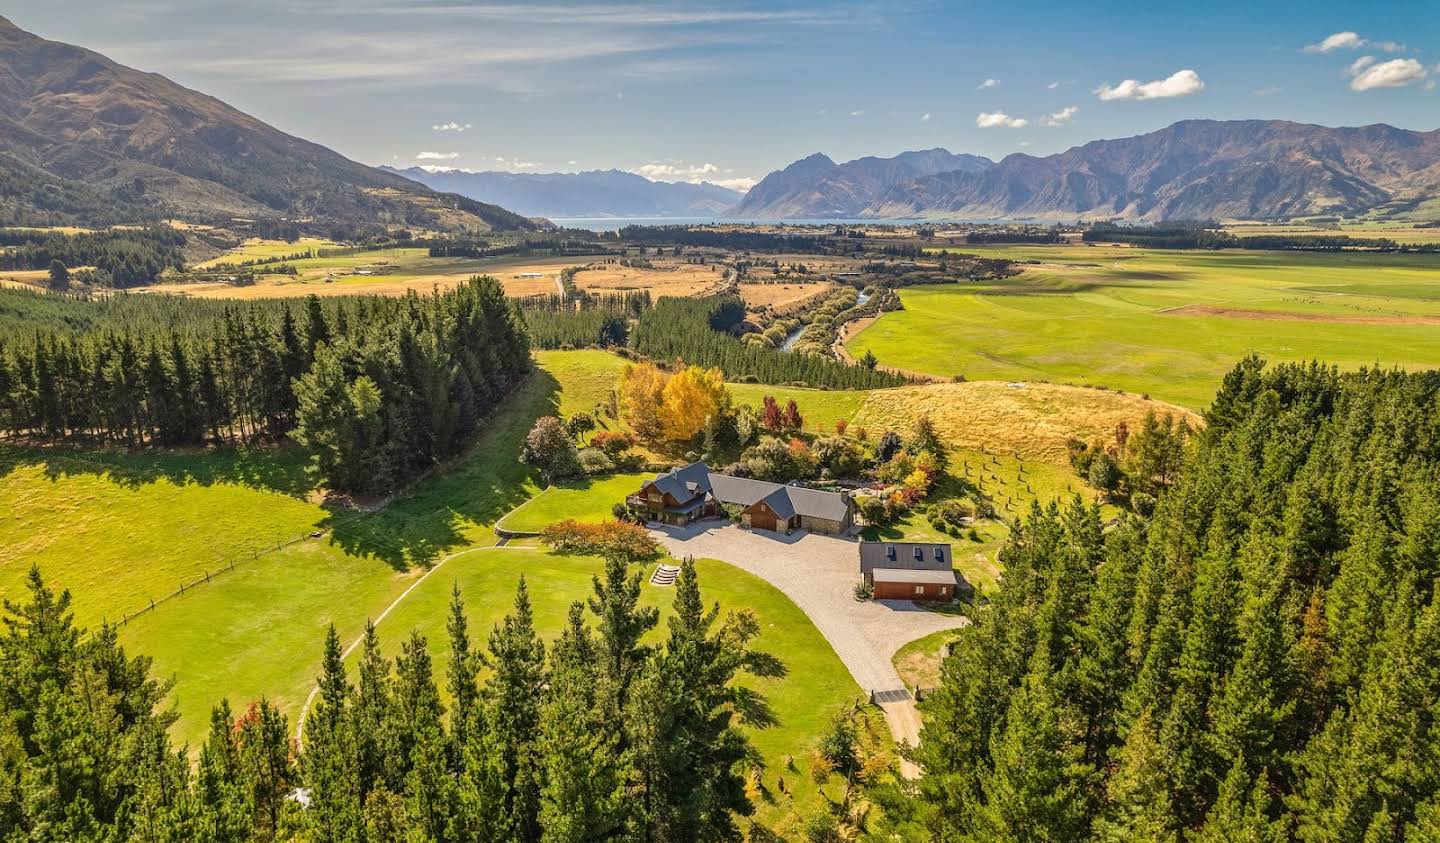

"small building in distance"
[627,461,854,534]
[859,540,960,602]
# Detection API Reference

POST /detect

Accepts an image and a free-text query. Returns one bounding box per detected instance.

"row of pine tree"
[0,557,770,841]
[0,278,531,493]
[913,357,1440,841]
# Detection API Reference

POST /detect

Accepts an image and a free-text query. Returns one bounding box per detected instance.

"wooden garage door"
[750,509,776,531]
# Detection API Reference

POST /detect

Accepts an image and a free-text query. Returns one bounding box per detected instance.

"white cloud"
[849,109,865,117]
[1019,140,1031,148]
[630,161,756,191]
[1253,85,1283,96]
[1304,31,1404,54]
[568,159,578,166]
[978,78,999,90]
[1047,81,1060,89]
[976,111,1028,129]
[921,112,932,122]
[1348,57,1428,91]
[1095,69,1204,101]
[416,151,461,160]
[493,156,541,169]
[1042,105,1078,126]
[432,121,471,132]
[710,177,759,192]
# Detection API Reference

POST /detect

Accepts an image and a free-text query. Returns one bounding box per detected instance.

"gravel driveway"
[649,520,968,764]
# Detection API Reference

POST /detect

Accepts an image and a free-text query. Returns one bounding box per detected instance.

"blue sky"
[10,1,1440,191]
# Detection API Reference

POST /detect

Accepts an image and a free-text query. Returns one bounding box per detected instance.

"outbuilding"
[870,567,959,601]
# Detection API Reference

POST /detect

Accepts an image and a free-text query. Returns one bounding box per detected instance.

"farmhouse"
[859,541,959,602]
[627,461,854,534]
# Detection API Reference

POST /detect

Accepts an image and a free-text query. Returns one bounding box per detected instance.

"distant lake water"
[549,216,1006,232]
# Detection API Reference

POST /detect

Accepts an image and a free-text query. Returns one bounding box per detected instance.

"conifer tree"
[485,577,547,842]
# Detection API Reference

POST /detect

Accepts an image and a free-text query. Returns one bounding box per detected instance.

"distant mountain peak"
[0,18,534,230]
[731,147,993,219]
[734,120,1440,221]
[384,166,744,219]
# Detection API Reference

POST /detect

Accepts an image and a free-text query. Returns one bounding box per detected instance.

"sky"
[9,1,1440,192]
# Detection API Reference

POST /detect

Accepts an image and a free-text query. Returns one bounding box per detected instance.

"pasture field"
[1225,221,1440,246]
[149,250,594,299]
[193,237,345,268]
[856,244,1440,408]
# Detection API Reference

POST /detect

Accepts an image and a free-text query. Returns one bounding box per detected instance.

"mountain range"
[0,16,535,231]
[384,167,742,219]
[736,121,1440,221]
[730,149,993,218]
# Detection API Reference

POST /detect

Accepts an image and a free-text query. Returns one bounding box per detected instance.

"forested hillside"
[0,279,530,493]
[915,357,1440,840]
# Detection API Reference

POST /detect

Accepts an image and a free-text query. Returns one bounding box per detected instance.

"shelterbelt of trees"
[632,296,906,390]
[0,227,186,287]
[0,278,530,494]
[0,556,771,840]
[913,358,1440,841]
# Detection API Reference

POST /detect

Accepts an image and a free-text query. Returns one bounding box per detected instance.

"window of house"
[915,585,925,595]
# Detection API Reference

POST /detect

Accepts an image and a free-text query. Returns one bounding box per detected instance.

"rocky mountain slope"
[0,16,535,230]
[729,149,993,218]
[384,167,742,219]
[739,121,1440,221]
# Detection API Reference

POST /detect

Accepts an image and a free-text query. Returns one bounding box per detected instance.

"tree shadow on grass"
[0,440,315,499]
[320,368,562,571]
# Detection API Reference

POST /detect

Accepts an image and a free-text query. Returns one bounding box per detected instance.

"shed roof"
[858,541,952,574]
[871,567,959,585]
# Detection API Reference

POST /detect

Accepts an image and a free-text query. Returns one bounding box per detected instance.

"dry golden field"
[571,258,726,298]
[851,380,1200,463]
[737,280,835,308]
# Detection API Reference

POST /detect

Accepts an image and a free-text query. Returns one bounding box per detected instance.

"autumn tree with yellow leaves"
[618,361,732,445]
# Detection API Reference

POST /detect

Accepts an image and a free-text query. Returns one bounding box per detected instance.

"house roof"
[859,541,952,574]
[648,462,851,523]
[646,461,713,501]
[870,567,958,585]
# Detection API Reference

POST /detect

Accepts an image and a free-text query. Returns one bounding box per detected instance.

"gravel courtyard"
[648,520,968,757]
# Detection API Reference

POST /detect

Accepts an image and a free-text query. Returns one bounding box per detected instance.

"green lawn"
[892,628,962,692]
[362,547,861,837]
[728,383,868,436]
[496,472,649,533]
[855,245,1440,408]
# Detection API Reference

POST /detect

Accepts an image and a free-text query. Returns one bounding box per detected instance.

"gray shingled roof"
[859,541,952,574]
[650,462,850,523]
[647,461,712,501]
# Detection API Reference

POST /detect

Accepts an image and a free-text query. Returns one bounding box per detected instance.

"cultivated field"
[853,244,1440,408]
[147,250,593,299]
[1225,221,1440,246]
[737,279,835,309]
[572,258,725,298]
[193,236,346,269]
